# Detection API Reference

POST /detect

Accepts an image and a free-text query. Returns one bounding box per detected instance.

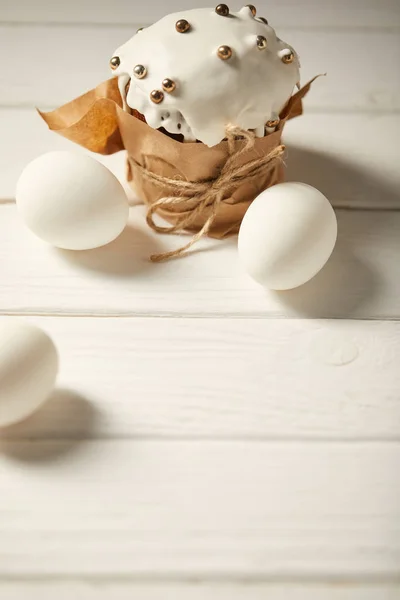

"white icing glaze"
[110,6,300,147]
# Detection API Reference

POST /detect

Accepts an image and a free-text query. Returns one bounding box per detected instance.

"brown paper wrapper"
[40,77,316,239]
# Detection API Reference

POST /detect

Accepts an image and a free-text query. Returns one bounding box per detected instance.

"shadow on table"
[0,388,100,463]
[55,223,165,277]
[271,233,380,318]
[286,145,400,210]
[268,145,400,318]
[46,145,400,319]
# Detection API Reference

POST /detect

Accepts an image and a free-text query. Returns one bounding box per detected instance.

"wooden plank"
[1,0,399,28]
[0,109,132,203]
[1,316,400,440]
[285,113,400,211]
[0,205,399,319]
[1,26,399,111]
[2,109,400,210]
[0,108,133,203]
[0,582,399,600]
[0,440,399,576]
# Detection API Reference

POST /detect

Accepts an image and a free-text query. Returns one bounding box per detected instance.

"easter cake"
[110,5,300,146]
[40,4,316,259]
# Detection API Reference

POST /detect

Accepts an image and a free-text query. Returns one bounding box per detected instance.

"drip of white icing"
[118,74,130,111]
[111,6,300,146]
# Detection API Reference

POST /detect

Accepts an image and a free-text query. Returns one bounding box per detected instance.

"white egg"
[16,152,129,250]
[238,182,338,290]
[0,320,59,428]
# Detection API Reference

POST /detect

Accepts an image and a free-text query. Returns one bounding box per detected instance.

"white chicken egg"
[0,320,59,428]
[238,182,338,290]
[16,152,129,250]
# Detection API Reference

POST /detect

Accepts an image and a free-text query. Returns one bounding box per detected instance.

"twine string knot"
[131,125,285,262]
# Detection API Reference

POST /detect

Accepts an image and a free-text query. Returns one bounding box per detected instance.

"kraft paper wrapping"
[40,77,316,239]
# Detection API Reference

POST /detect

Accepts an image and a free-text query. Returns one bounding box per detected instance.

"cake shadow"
[54,224,165,276]
[0,388,100,462]
[267,144,400,318]
[286,145,400,209]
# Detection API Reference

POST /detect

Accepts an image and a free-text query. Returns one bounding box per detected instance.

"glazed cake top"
[110,5,300,146]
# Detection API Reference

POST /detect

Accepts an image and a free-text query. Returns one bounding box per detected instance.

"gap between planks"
[1,26,400,112]
[2,110,400,209]
[0,573,400,584]
[4,434,400,444]
[1,441,400,577]
[1,206,400,320]
[6,105,400,115]
[0,582,400,600]
[1,316,400,442]
[1,21,400,33]
[1,312,400,322]
[2,0,399,28]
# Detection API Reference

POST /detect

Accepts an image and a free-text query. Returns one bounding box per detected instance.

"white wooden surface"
[1,439,400,576]
[2,25,400,111]
[2,110,400,208]
[2,0,399,27]
[1,205,400,319]
[1,317,400,440]
[1,583,399,600]
[1,1,400,597]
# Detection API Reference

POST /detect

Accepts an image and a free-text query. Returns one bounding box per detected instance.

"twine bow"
[132,125,285,262]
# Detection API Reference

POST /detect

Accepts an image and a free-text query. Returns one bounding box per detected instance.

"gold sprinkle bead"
[246,4,257,16]
[257,35,267,50]
[150,90,164,104]
[176,19,191,33]
[259,17,269,24]
[215,4,230,16]
[110,56,120,70]
[133,64,147,79]
[217,45,233,60]
[137,27,145,33]
[281,50,295,64]
[266,118,280,128]
[162,78,177,93]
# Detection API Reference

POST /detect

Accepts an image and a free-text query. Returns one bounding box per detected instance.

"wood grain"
[0,205,399,319]
[0,109,132,203]
[2,110,400,209]
[0,440,400,576]
[1,26,399,111]
[0,582,399,600]
[1,0,399,28]
[1,2,400,591]
[1,316,400,441]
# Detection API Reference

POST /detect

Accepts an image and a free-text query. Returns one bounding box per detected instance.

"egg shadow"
[0,388,101,462]
[270,230,380,318]
[267,144,400,318]
[54,223,165,277]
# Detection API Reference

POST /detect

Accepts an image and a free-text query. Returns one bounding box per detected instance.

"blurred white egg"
[0,320,59,428]
[16,152,129,250]
[238,182,337,290]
